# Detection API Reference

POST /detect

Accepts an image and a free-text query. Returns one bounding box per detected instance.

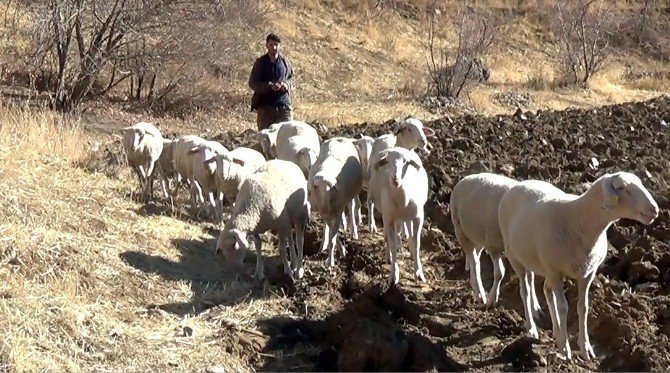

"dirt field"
[88,95,669,371]
[2,94,668,371]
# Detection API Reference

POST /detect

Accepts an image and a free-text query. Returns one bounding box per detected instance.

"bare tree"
[425,1,497,98]
[3,0,262,112]
[553,0,616,84]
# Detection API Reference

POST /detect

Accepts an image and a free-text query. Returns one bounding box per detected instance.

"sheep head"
[373,147,423,188]
[394,118,435,155]
[601,172,659,225]
[216,228,250,269]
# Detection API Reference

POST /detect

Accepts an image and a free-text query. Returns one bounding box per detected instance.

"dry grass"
[0,106,296,371]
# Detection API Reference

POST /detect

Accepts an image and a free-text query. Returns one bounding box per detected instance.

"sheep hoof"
[579,343,595,361]
[254,270,265,281]
[526,327,539,339]
[295,267,305,279]
[415,270,426,282]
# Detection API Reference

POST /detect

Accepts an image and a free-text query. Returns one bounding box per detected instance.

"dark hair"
[266,33,281,43]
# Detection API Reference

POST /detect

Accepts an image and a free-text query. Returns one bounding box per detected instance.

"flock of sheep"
[121,118,660,362]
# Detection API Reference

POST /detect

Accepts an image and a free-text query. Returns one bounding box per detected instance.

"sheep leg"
[154,162,170,199]
[144,160,156,201]
[320,221,330,254]
[466,247,486,304]
[384,219,401,285]
[252,234,265,280]
[530,271,542,318]
[367,196,378,233]
[409,216,426,282]
[278,234,293,278]
[188,178,202,213]
[340,211,348,233]
[215,191,224,222]
[577,271,597,361]
[354,195,362,226]
[486,251,506,307]
[326,216,342,268]
[349,199,358,240]
[294,224,305,279]
[508,258,539,338]
[401,221,410,240]
[285,229,298,280]
[549,276,572,360]
[543,277,560,342]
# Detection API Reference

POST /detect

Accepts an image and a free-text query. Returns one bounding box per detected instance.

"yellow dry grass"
[0,105,294,371]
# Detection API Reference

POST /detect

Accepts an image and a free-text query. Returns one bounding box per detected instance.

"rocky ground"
[93,95,670,371]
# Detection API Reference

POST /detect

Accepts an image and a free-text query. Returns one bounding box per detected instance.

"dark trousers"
[256,105,293,131]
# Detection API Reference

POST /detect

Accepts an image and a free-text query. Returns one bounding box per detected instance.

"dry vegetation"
[0,0,670,371]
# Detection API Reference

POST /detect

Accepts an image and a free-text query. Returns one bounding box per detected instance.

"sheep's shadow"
[120,234,295,316]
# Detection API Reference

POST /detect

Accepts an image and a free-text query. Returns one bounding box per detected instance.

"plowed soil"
[139,96,670,371]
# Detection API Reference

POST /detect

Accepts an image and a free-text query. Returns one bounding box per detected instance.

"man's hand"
[269,82,287,92]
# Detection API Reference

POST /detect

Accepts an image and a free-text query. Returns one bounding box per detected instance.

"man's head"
[266,33,281,57]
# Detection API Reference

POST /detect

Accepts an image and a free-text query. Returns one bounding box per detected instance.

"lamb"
[337,135,375,237]
[369,147,429,284]
[498,171,659,361]
[216,159,310,281]
[205,146,266,207]
[307,137,364,267]
[172,135,207,211]
[122,121,169,201]
[451,172,542,310]
[367,118,435,233]
[188,140,229,220]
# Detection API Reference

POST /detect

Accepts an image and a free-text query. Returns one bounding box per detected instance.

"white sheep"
[256,120,319,160]
[122,121,168,201]
[367,118,435,233]
[335,135,375,238]
[172,135,208,211]
[188,140,229,220]
[256,122,284,159]
[451,172,542,310]
[157,137,177,195]
[276,134,320,178]
[205,146,266,208]
[307,137,364,267]
[369,147,429,285]
[498,171,659,361]
[216,159,310,281]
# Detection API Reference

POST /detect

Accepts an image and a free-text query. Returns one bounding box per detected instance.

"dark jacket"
[248,53,294,111]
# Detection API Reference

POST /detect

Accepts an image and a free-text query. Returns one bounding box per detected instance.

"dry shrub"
[0,104,85,165]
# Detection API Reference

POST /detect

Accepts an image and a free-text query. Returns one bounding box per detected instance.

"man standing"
[248,33,294,131]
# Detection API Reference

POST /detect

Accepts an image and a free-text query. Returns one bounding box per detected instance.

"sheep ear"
[422,127,435,137]
[374,157,388,171]
[203,156,216,165]
[408,159,421,170]
[602,175,620,209]
[232,157,245,166]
